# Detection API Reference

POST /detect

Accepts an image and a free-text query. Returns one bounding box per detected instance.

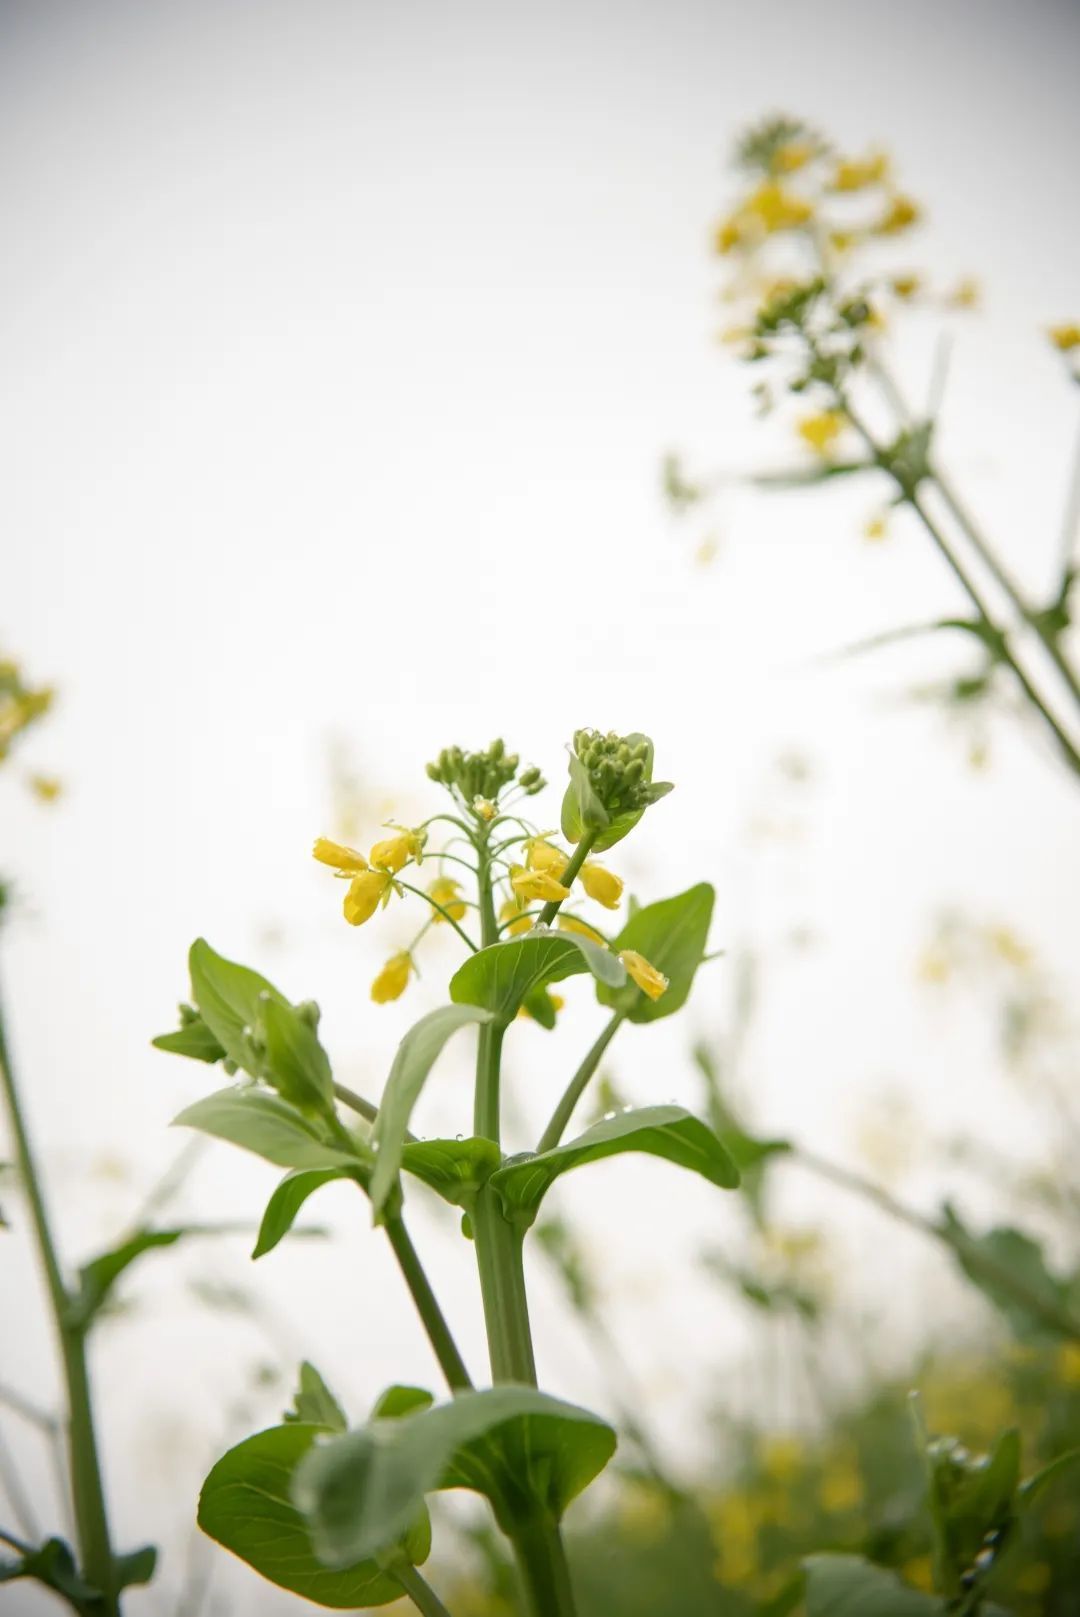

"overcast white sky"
[2,1,1080,1610]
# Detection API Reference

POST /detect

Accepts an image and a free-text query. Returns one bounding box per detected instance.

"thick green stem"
[0,984,119,1612]
[510,1516,579,1617]
[383,1213,473,1394]
[537,1012,625,1154]
[472,1192,537,1384]
[537,832,597,928]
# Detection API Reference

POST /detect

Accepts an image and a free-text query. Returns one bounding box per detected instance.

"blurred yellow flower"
[370,827,426,872]
[1048,322,1080,353]
[917,945,951,984]
[796,410,846,456]
[947,277,980,310]
[758,1435,804,1483]
[890,274,921,300]
[371,952,412,1003]
[343,868,394,926]
[428,876,466,921]
[28,774,62,803]
[863,514,889,542]
[558,914,607,945]
[312,837,369,874]
[714,216,742,255]
[580,862,624,909]
[511,865,570,904]
[500,896,534,936]
[986,925,1032,970]
[620,950,668,1000]
[820,1449,862,1513]
[901,1556,935,1593]
[831,151,890,191]
[875,194,921,235]
[745,180,813,234]
[771,140,814,174]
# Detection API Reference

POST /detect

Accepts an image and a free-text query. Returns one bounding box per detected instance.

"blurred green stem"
[537,1011,625,1153]
[0,979,119,1612]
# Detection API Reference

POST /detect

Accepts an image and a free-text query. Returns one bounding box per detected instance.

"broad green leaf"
[926,1429,1020,1578]
[521,983,560,1028]
[939,1205,1080,1343]
[188,938,286,1070]
[491,1105,739,1229]
[804,1555,945,1616]
[561,750,611,841]
[152,1013,226,1064]
[400,1137,502,1209]
[254,1167,355,1259]
[369,1006,495,1221]
[597,884,715,1023]
[174,1087,369,1174]
[285,1363,347,1434]
[199,1424,428,1608]
[450,929,626,1027]
[0,1537,100,1609]
[295,1387,615,1567]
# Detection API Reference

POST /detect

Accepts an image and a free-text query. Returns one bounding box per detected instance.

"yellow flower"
[901,1556,934,1593]
[371,951,412,1003]
[831,151,890,192]
[759,1435,804,1483]
[472,796,497,821]
[1048,322,1080,353]
[312,837,370,874]
[1056,1342,1080,1386]
[828,230,857,254]
[343,868,393,926]
[947,277,980,310]
[714,215,743,255]
[370,827,426,873]
[510,865,570,904]
[500,896,534,937]
[580,862,624,909]
[875,194,921,235]
[890,274,920,300]
[796,410,846,456]
[524,837,569,877]
[820,1450,862,1513]
[986,925,1031,969]
[428,876,466,922]
[558,914,607,945]
[745,181,813,234]
[863,514,889,542]
[28,774,62,802]
[619,950,668,1000]
[771,140,814,174]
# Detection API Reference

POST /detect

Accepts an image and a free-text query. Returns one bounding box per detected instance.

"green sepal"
[491,1105,740,1230]
[597,883,715,1023]
[198,1423,429,1609]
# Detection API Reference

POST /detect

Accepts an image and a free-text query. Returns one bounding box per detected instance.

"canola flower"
[579,862,623,909]
[511,864,570,905]
[428,875,466,921]
[797,410,846,457]
[370,952,412,1003]
[620,950,669,1001]
[1048,322,1080,353]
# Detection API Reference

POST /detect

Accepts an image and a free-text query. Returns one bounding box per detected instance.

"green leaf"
[70,1225,245,1329]
[182,940,334,1115]
[399,1137,502,1209]
[597,884,715,1023]
[285,1363,347,1434]
[253,1167,354,1259]
[1019,1445,1080,1508]
[491,1105,739,1229]
[295,1387,615,1567]
[450,928,625,1027]
[259,994,334,1115]
[174,1087,369,1174]
[199,1424,428,1609]
[0,1537,100,1610]
[561,751,611,842]
[939,1205,1080,1343]
[152,1013,226,1064]
[369,1006,495,1221]
[113,1545,157,1592]
[371,1385,435,1420]
[925,1428,1021,1580]
[803,1555,945,1616]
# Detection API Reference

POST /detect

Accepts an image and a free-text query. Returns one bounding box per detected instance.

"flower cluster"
[313,734,671,1007]
[0,655,60,805]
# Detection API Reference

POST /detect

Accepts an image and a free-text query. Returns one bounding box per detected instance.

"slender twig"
[396,881,479,953]
[383,1212,473,1394]
[0,1430,39,1540]
[390,1562,455,1617]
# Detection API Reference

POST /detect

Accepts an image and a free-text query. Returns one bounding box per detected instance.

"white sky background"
[2,0,1080,1610]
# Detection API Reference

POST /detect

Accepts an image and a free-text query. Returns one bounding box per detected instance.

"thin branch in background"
[1057,412,1080,586]
[0,1428,39,1541]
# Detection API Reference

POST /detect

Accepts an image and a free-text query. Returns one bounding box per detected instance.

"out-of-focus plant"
[154,731,738,1617]
[667,116,1080,777]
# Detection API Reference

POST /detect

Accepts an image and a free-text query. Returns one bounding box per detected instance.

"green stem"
[0,984,119,1612]
[383,1213,474,1393]
[840,396,1080,776]
[537,1012,625,1154]
[396,881,479,953]
[537,832,597,928]
[390,1561,455,1617]
[510,1516,579,1617]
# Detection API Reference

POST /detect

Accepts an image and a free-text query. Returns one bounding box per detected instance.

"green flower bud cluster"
[570,729,663,817]
[426,740,545,806]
